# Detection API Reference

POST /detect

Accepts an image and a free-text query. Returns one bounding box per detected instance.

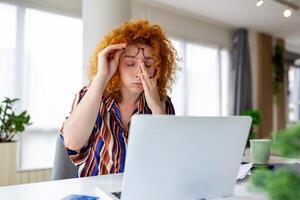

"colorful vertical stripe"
[60,86,175,177]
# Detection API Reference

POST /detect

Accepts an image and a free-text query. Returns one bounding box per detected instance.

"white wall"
[131,1,233,48]
[82,0,130,84]
[286,42,300,55]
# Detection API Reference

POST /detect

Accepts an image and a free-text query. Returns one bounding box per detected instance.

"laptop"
[97,115,252,200]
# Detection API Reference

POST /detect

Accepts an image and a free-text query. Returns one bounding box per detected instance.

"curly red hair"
[88,19,178,102]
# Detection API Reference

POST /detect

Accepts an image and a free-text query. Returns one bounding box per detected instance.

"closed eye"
[126,62,135,67]
[125,59,153,68]
[145,59,154,68]
[145,62,153,68]
[145,64,151,68]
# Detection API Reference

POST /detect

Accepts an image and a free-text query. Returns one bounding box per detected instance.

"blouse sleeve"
[165,96,175,115]
[59,85,98,166]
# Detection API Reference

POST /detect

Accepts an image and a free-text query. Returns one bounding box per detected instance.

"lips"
[132,82,143,87]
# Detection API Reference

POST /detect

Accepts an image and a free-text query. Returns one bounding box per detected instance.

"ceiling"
[142,0,300,53]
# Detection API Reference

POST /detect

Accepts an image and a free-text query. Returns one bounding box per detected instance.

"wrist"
[90,74,109,95]
[94,74,109,85]
[151,104,165,115]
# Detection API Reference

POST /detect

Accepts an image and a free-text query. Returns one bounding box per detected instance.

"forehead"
[126,43,153,50]
[135,43,151,49]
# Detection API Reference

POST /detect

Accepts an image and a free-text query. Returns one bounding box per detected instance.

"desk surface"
[0,173,121,200]
[1,155,299,200]
[0,172,267,200]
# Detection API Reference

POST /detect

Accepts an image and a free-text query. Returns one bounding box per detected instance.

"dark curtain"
[233,28,253,115]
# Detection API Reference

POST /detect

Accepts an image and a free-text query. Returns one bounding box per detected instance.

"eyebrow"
[123,56,153,61]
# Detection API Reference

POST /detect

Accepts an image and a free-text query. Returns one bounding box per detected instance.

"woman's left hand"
[140,63,165,115]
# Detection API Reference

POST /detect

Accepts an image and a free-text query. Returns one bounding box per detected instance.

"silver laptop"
[98,115,252,200]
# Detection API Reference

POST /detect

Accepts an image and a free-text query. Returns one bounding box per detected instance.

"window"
[0,3,17,99]
[288,66,300,123]
[24,8,82,130]
[170,38,231,116]
[169,39,185,115]
[0,2,83,169]
[186,43,220,116]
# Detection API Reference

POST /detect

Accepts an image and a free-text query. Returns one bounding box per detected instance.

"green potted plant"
[0,97,32,186]
[242,109,262,147]
[273,44,285,105]
[250,122,300,200]
[0,97,32,142]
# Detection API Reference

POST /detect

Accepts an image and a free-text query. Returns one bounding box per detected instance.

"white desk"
[0,172,268,200]
[243,149,300,164]
[1,155,299,200]
[0,173,121,200]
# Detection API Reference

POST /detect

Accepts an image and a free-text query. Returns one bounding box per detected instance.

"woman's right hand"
[96,43,126,83]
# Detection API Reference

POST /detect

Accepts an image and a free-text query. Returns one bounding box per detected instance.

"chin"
[129,86,144,94]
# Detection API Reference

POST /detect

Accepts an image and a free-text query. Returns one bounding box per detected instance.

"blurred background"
[0,0,299,186]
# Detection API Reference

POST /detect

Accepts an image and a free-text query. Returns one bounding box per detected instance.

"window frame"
[169,34,232,117]
[0,2,82,170]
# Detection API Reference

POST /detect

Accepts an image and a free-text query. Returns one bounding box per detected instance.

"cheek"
[119,65,136,82]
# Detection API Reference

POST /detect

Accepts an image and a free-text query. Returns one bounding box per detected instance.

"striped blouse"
[60,86,175,177]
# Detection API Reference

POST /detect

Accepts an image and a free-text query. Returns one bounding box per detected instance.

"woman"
[60,20,178,177]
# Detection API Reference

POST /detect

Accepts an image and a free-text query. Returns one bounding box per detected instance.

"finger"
[102,43,126,55]
[152,75,158,86]
[113,49,123,65]
[140,63,151,86]
[140,72,149,92]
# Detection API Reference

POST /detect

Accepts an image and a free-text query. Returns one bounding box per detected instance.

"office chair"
[51,135,78,180]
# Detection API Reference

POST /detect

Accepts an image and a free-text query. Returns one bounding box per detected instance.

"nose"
[134,64,142,79]
[135,72,142,79]
[134,60,145,78]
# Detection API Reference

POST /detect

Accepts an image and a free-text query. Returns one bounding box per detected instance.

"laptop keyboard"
[111,192,122,199]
